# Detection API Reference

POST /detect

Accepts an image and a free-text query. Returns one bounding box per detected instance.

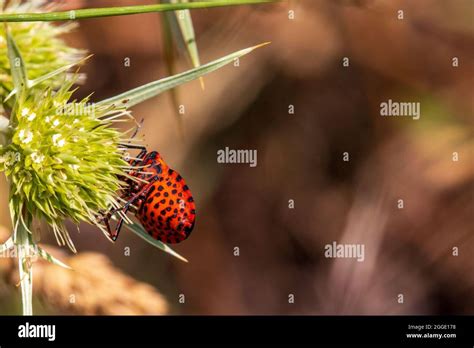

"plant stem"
[0,0,277,22]
[0,115,9,147]
[15,219,34,316]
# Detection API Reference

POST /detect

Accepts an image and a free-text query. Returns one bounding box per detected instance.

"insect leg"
[119,143,147,152]
[102,211,114,241]
[131,118,144,139]
[132,147,148,167]
[108,175,160,241]
[120,144,147,167]
[110,204,132,241]
[140,151,164,174]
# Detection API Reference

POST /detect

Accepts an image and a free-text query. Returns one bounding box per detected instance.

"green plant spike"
[98,43,270,108]
[6,28,27,96]
[4,55,92,102]
[0,236,13,253]
[125,222,188,263]
[36,245,72,270]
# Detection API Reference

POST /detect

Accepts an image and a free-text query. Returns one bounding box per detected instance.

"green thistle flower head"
[0,0,85,99]
[0,80,130,251]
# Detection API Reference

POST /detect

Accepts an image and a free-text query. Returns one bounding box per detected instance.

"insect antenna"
[131,118,144,139]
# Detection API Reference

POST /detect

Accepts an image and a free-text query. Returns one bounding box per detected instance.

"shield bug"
[102,146,196,244]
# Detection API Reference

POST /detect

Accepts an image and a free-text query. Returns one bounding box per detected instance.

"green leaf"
[161,12,178,80]
[160,9,186,137]
[125,222,188,263]
[6,27,27,95]
[167,0,204,89]
[0,1,278,22]
[98,42,269,108]
[36,245,72,269]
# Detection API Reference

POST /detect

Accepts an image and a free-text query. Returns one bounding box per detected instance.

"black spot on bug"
[173,184,177,188]
[191,209,196,214]
[188,197,194,203]
[164,192,169,197]
[174,208,178,213]
[147,198,153,204]
[148,186,156,194]
[154,193,161,198]
[166,207,171,212]
[154,203,159,209]
[178,193,183,197]
[176,175,182,182]
[172,189,177,194]
[183,185,189,191]
[150,212,155,218]
[166,181,172,187]
[169,200,174,205]
[158,185,164,191]
[160,199,166,204]
[160,209,166,216]
[168,169,174,175]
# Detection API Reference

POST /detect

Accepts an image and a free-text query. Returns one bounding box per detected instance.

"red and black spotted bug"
[102,146,196,244]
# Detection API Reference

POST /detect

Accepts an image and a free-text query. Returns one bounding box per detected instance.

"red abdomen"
[137,165,196,244]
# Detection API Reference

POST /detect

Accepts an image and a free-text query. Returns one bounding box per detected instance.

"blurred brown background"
[0,0,473,315]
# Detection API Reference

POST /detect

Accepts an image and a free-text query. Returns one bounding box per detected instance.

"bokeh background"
[0,0,473,315]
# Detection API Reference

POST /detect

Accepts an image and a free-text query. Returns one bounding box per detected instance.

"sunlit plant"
[0,0,274,315]
[2,81,131,252]
[0,0,85,100]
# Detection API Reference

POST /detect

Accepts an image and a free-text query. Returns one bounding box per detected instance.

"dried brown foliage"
[0,227,168,315]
